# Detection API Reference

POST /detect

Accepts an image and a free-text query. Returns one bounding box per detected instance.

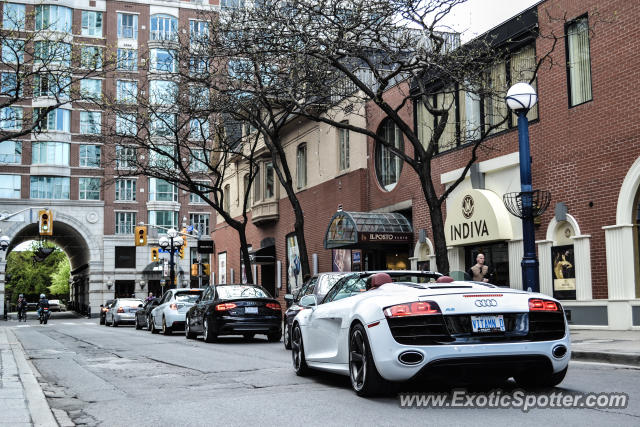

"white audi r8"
[291,272,570,396]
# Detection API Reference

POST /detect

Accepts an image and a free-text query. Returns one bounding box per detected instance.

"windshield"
[217,285,271,299]
[175,291,203,303]
[120,300,143,307]
[317,274,348,296]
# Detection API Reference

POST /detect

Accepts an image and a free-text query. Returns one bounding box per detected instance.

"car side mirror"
[284,294,293,302]
[138,304,143,308]
[299,295,318,310]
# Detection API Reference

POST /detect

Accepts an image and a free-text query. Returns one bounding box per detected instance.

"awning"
[142,262,185,279]
[324,211,413,249]
[249,244,275,265]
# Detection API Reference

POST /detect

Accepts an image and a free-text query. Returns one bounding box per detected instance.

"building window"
[81,11,102,37]
[1,72,20,97]
[0,106,22,130]
[296,143,307,189]
[149,80,177,105]
[189,56,210,75]
[190,20,209,45]
[34,74,70,99]
[338,124,349,171]
[190,149,208,172]
[35,5,72,32]
[117,13,138,40]
[242,174,251,207]
[31,142,69,166]
[3,3,25,30]
[150,113,176,137]
[190,181,209,204]
[30,176,70,199]
[265,162,275,199]
[80,46,102,69]
[79,145,101,167]
[116,114,137,136]
[115,178,136,201]
[115,246,136,268]
[189,86,209,110]
[149,178,177,202]
[190,213,210,235]
[33,108,69,132]
[253,164,261,202]
[375,119,404,191]
[116,146,136,169]
[79,177,100,200]
[34,41,71,66]
[223,184,231,213]
[80,111,101,135]
[0,174,20,198]
[149,144,175,168]
[80,79,102,100]
[0,140,21,163]
[116,80,138,104]
[2,39,24,63]
[150,49,177,73]
[149,210,178,233]
[115,212,136,235]
[150,14,178,41]
[221,0,245,9]
[566,16,592,107]
[189,118,210,140]
[117,49,138,71]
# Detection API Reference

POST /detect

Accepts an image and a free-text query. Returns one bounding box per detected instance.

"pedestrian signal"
[39,210,53,235]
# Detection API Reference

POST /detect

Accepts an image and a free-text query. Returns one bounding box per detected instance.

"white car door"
[153,291,171,326]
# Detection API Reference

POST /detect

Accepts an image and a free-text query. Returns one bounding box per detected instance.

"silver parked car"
[149,288,203,335]
[105,298,143,327]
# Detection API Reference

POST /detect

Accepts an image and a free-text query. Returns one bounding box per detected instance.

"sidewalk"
[0,326,57,426]
[570,329,640,367]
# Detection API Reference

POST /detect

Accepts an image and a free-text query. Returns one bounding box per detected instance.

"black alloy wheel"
[283,322,292,350]
[291,324,310,376]
[349,324,387,397]
[162,317,172,335]
[203,318,217,343]
[150,316,159,334]
[135,316,142,330]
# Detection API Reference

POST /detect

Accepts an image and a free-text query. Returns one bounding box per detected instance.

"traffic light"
[191,264,198,276]
[151,247,159,262]
[135,226,147,246]
[202,263,210,275]
[178,245,185,259]
[181,229,188,248]
[38,210,53,235]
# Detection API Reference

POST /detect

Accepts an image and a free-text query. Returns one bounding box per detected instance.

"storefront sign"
[197,239,214,254]
[360,232,412,243]
[445,189,513,246]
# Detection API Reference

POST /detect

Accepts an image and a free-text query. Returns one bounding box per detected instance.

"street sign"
[197,239,214,254]
[163,259,169,277]
[187,225,194,232]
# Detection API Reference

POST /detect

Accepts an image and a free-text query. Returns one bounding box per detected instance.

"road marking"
[16,325,30,328]
[63,322,75,325]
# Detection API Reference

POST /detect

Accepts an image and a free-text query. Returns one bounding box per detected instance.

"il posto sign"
[444,189,513,246]
[360,232,412,243]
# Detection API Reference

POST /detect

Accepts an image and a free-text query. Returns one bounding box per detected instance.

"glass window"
[254,164,261,202]
[149,210,178,233]
[80,46,102,69]
[80,111,101,135]
[116,114,137,136]
[324,276,366,303]
[31,142,69,166]
[0,140,21,163]
[1,72,19,97]
[190,181,209,204]
[35,5,72,32]
[115,178,136,201]
[150,14,178,41]
[0,106,22,130]
[338,125,349,171]
[116,146,136,169]
[34,41,71,66]
[34,74,70,99]
[117,49,138,71]
[190,213,210,235]
[3,3,25,30]
[189,56,210,75]
[296,143,307,189]
[116,80,137,104]
[81,11,102,37]
[221,0,245,9]
[190,149,208,172]
[375,119,404,191]
[30,176,70,199]
[150,113,176,137]
[0,174,20,198]
[566,16,592,107]
[115,212,137,234]
[484,63,508,135]
[190,20,209,45]
[2,39,24,63]
[149,80,177,105]
[150,49,177,73]
[33,108,69,132]
[149,145,175,168]
[189,86,209,110]
[79,177,100,200]
[264,162,274,199]
[510,44,538,122]
[80,79,102,100]
[189,118,210,140]
[149,178,177,201]
[463,90,481,141]
[79,145,101,167]
[117,13,138,40]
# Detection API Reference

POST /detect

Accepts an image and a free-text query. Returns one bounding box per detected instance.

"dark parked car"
[283,270,443,349]
[185,284,282,343]
[99,299,115,325]
[135,298,160,330]
[283,272,348,349]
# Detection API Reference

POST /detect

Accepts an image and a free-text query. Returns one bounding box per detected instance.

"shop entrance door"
[261,264,276,297]
[464,242,510,287]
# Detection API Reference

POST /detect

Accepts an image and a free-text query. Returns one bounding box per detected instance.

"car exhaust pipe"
[552,344,567,359]
[398,351,424,365]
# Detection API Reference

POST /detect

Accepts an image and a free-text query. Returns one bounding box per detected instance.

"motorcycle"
[39,307,50,324]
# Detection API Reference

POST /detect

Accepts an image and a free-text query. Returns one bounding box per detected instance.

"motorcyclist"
[37,293,50,319]
[17,294,27,321]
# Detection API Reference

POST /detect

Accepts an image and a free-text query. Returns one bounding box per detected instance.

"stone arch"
[412,238,436,271]
[545,214,581,243]
[616,156,640,225]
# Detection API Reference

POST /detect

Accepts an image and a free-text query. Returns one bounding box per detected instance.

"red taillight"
[169,303,178,310]
[266,302,281,310]
[117,307,124,313]
[101,308,108,313]
[215,303,237,311]
[529,298,559,311]
[384,301,440,317]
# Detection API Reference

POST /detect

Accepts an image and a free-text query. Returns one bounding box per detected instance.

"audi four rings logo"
[474,299,498,307]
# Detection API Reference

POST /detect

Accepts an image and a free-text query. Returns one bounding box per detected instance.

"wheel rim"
[291,327,302,370]
[162,318,166,332]
[285,324,290,346]
[349,329,367,391]
[204,319,208,338]
[185,318,190,335]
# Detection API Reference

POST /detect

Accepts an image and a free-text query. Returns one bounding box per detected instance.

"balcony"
[251,199,279,225]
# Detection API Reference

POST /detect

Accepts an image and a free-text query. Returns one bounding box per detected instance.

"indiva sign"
[450,220,489,241]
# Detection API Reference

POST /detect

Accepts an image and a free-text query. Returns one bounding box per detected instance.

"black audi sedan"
[135,298,160,330]
[185,284,282,343]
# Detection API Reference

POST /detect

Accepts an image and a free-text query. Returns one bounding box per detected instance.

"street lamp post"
[158,229,183,289]
[505,83,542,293]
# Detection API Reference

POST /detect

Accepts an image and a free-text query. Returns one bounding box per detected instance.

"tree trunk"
[429,203,450,274]
[237,226,254,284]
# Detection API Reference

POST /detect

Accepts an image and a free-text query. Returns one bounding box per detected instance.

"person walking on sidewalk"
[17,294,27,322]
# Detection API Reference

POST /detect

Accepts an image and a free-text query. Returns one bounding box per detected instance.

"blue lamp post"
[505,83,540,293]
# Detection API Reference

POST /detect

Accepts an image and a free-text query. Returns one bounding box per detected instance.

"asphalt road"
[5,313,640,426]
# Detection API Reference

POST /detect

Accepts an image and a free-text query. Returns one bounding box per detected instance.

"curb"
[571,350,640,367]
[6,328,59,427]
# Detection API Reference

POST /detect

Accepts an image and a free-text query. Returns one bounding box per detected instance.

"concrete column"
[508,239,524,290]
[409,256,418,270]
[429,255,438,272]
[0,260,5,317]
[571,235,593,300]
[536,240,553,297]
[603,224,636,300]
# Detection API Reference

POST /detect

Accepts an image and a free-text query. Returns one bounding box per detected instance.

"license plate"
[245,307,258,314]
[471,315,505,333]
